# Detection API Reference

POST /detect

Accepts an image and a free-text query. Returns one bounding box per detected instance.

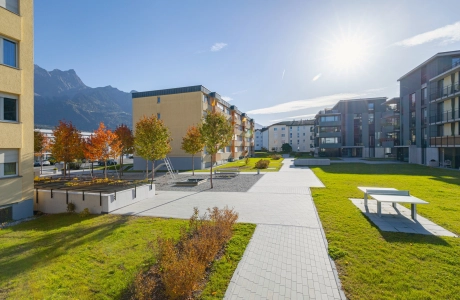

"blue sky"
[35,0,460,126]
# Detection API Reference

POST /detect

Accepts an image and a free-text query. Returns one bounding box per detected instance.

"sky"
[35,0,460,126]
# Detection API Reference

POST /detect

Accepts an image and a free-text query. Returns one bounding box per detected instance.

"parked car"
[34,161,40,167]
[128,154,134,159]
[41,160,51,166]
[98,159,118,166]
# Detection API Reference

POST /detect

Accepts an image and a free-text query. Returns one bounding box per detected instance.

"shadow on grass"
[0,214,129,284]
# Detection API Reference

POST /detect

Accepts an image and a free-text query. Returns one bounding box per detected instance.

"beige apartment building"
[132,85,254,170]
[267,120,315,152]
[0,0,34,221]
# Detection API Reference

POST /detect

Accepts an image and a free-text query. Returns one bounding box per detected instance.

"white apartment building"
[255,127,269,151]
[267,120,315,152]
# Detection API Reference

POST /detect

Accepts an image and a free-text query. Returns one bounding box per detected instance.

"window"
[320,116,340,122]
[157,97,161,103]
[281,127,285,130]
[281,134,285,137]
[203,95,208,103]
[273,128,277,131]
[157,113,160,119]
[421,88,427,105]
[0,0,18,14]
[1,37,17,68]
[368,113,374,125]
[303,133,306,136]
[410,93,416,108]
[297,127,300,131]
[368,103,374,111]
[0,95,18,122]
[320,137,340,144]
[0,149,18,177]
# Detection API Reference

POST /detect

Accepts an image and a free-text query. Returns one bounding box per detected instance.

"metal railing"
[429,109,460,123]
[430,136,460,147]
[430,82,460,100]
[438,60,460,75]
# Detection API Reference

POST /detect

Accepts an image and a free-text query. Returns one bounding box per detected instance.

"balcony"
[430,81,460,101]
[429,109,460,124]
[430,136,460,147]
[317,132,341,138]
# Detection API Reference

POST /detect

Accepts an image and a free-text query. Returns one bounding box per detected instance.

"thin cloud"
[396,21,460,47]
[221,96,233,102]
[247,92,365,115]
[270,114,316,123]
[281,69,285,80]
[312,73,322,81]
[211,42,228,52]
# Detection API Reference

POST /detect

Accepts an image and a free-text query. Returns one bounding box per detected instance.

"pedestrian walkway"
[111,158,344,299]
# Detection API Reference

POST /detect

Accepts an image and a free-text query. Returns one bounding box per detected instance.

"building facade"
[132,85,254,170]
[267,120,315,152]
[255,129,263,151]
[314,98,388,157]
[0,0,34,221]
[398,51,460,168]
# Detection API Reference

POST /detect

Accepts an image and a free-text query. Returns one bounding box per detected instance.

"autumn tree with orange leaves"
[50,120,82,177]
[34,130,50,175]
[114,124,134,176]
[181,125,204,176]
[85,122,122,178]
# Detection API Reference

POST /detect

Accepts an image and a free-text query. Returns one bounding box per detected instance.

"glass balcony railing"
[430,82,460,100]
[429,109,460,123]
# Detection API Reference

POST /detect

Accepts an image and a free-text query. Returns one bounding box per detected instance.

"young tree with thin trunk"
[34,130,48,175]
[134,115,172,180]
[115,124,134,177]
[50,120,82,178]
[181,125,204,176]
[84,122,122,178]
[200,112,233,188]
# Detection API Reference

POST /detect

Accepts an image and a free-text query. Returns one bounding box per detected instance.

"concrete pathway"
[111,158,345,299]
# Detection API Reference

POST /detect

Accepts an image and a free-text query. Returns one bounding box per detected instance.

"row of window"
[273,126,312,131]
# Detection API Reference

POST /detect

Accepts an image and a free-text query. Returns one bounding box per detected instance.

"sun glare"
[326,35,371,73]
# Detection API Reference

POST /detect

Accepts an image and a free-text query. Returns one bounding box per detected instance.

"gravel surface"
[154,173,264,192]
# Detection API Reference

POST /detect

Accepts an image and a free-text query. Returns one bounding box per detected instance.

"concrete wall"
[34,184,155,214]
[0,1,34,214]
[133,156,203,171]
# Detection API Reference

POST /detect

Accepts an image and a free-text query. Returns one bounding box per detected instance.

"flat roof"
[132,85,210,98]
[397,50,460,81]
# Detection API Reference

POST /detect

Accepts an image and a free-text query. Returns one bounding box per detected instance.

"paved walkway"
[111,159,345,299]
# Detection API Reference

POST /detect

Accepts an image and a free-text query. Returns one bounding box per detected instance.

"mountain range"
[34,65,133,131]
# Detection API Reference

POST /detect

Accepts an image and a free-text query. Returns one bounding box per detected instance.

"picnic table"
[358,186,429,220]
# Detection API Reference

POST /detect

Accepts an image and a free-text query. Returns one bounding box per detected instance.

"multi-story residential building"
[314,98,388,157]
[0,0,34,221]
[132,85,254,170]
[261,127,269,150]
[381,97,401,159]
[255,129,263,150]
[268,120,315,152]
[398,50,460,167]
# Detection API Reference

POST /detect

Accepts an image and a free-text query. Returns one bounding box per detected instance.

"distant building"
[262,127,269,150]
[397,50,460,167]
[255,129,263,151]
[0,0,34,221]
[314,98,388,157]
[34,128,93,160]
[131,85,255,170]
[267,120,315,152]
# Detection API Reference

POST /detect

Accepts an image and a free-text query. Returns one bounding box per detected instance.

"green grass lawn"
[310,164,460,299]
[195,158,284,172]
[0,214,255,299]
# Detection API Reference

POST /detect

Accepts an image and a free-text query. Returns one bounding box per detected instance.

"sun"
[326,35,371,74]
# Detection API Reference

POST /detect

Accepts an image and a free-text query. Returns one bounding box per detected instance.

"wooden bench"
[214,168,240,177]
[358,186,429,220]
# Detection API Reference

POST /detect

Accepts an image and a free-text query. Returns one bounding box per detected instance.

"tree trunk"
[151,160,155,181]
[192,153,195,176]
[210,155,213,188]
[40,155,43,175]
[104,161,108,178]
[145,159,149,179]
[64,161,67,178]
[120,154,123,177]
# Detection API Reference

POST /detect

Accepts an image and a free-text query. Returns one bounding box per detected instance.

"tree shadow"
[0,214,129,285]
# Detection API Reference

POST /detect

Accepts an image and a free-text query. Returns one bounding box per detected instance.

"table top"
[368,194,429,204]
[357,186,397,193]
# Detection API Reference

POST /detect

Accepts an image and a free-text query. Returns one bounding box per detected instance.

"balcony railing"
[429,109,460,123]
[430,136,460,147]
[430,81,460,100]
[437,60,460,76]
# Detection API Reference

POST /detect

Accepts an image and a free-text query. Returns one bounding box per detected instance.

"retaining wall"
[294,159,331,166]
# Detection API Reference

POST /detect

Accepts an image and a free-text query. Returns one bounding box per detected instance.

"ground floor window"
[0,149,18,177]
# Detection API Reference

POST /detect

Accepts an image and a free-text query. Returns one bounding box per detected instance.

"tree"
[115,124,134,176]
[50,120,82,177]
[181,125,204,176]
[34,131,48,175]
[281,143,292,153]
[134,115,172,180]
[84,122,122,178]
[200,112,233,188]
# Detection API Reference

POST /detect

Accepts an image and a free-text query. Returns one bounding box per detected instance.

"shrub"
[68,162,81,170]
[132,268,157,300]
[255,159,270,169]
[67,202,76,213]
[270,154,282,160]
[328,246,348,260]
[79,208,90,217]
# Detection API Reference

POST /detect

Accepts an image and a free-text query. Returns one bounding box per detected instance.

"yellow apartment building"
[132,85,255,170]
[0,0,34,221]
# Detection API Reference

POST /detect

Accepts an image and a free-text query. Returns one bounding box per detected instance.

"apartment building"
[398,51,460,168]
[267,120,315,152]
[0,0,34,221]
[314,98,388,157]
[255,129,263,150]
[132,85,254,170]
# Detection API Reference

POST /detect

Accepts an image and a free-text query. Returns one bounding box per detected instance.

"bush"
[255,159,270,169]
[134,207,238,299]
[67,202,76,213]
[79,208,90,217]
[68,162,81,170]
[270,154,282,160]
